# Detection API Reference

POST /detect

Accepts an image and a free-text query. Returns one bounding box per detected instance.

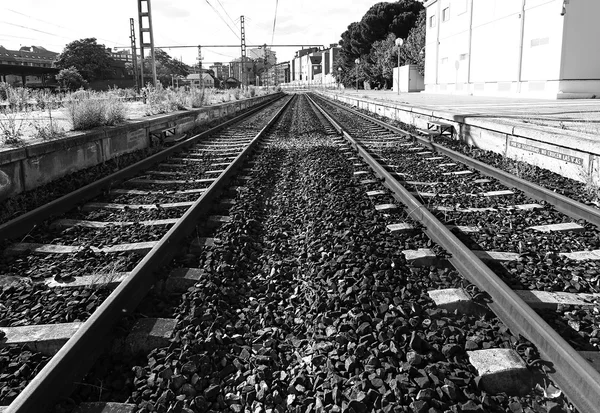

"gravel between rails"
[0,100,291,409]
[329,96,600,209]
[55,95,577,413]
[311,95,600,360]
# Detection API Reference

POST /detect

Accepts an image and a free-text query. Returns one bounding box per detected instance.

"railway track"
[308,92,600,413]
[0,94,291,412]
[0,92,596,413]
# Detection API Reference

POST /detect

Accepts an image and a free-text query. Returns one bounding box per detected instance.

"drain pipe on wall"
[516,0,526,93]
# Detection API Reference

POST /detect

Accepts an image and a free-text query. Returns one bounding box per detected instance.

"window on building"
[442,7,450,21]
[429,15,436,27]
[459,53,468,61]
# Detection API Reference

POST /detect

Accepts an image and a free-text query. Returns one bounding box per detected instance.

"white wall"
[520,0,563,82]
[437,0,471,85]
[470,0,522,83]
[560,0,600,80]
[424,1,440,85]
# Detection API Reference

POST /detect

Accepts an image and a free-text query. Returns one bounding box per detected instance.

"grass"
[0,82,277,145]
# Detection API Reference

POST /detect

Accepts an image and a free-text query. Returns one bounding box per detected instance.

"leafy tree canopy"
[337,0,424,89]
[56,66,88,91]
[54,38,116,81]
[142,49,190,87]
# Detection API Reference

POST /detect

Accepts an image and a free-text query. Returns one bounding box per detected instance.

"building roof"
[187,73,214,81]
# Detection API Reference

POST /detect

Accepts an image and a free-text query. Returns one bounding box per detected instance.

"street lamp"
[337,67,342,90]
[395,38,404,95]
[355,58,360,92]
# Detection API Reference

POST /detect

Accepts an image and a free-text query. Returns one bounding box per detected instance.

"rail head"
[0,93,286,241]
[311,91,600,229]
[307,93,600,413]
[5,95,294,413]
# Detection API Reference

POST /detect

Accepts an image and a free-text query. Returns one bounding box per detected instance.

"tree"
[54,38,116,81]
[337,0,424,87]
[56,67,88,90]
[400,9,426,76]
[365,34,398,89]
[142,49,190,87]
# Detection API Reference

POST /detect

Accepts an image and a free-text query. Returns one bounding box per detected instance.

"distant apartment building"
[289,45,340,86]
[247,47,277,66]
[274,62,290,84]
[0,45,59,86]
[230,57,257,86]
[424,0,600,98]
[209,62,230,79]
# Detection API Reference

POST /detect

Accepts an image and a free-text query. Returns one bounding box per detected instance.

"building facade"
[186,72,216,88]
[288,45,340,87]
[209,62,230,80]
[0,45,59,86]
[424,0,600,98]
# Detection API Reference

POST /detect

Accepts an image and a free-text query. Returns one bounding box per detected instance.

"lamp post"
[395,38,404,95]
[337,67,342,90]
[354,58,360,92]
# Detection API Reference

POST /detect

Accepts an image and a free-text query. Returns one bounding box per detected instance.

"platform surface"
[326,89,600,139]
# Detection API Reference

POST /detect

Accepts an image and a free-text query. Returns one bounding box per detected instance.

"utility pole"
[240,15,246,88]
[137,0,157,87]
[263,43,268,87]
[129,18,139,92]
[197,45,204,91]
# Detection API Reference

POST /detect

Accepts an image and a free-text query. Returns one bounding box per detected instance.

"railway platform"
[317,89,600,185]
[337,89,600,138]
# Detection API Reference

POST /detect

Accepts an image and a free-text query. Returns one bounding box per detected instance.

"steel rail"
[313,93,600,228]
[6,95,294,413]
[0,93,284,241]
[307,94,600,413]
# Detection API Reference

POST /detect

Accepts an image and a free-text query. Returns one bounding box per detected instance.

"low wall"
[0,93,281,201]
[318,90,600,185]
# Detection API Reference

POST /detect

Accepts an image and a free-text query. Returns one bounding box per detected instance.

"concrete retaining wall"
[318,91,600,185]
[0,93,281,201]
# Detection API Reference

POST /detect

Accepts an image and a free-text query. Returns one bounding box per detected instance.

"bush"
[105,97,126,125]
[56,67,88,91]
[66,92,127,130]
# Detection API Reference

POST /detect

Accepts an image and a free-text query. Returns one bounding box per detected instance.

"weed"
[104,97,127,126]
[578,166,600,205]
[0,107,26,145]
[66,92,127,130]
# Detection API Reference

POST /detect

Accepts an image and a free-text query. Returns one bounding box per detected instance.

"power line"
[0,21,72,39]
[0,33,39,41]
[204,0,240,40]
[214,0,238,30]
[271,0,279,45]
[6,8,71,31]
[4,8,123,47]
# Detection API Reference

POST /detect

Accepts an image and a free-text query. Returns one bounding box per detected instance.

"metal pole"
[355,58,360,91]
[130,18,139,92]
[395,38,403,94]
[397,53,400,95]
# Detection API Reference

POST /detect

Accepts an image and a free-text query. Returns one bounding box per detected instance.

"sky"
[0,0,384,67]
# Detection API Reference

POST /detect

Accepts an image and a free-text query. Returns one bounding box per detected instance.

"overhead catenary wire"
[204,0,240,40]
[271,0,279,45]
[4,8,123,47]
[214,0,238,32]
